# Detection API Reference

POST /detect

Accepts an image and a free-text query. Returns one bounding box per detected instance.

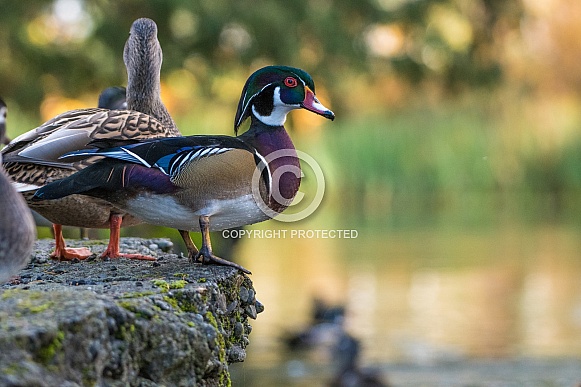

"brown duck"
[1,18,180,261]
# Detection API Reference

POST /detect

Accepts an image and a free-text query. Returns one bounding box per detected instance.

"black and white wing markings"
[158,146,233,177]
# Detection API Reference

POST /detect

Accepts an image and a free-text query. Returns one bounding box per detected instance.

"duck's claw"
[193,245,251,275]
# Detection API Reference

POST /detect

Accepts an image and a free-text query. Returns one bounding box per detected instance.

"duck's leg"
[193,216,251,274]
[100,214,156,261]
[50,224,92,260]
[179,229,199,257]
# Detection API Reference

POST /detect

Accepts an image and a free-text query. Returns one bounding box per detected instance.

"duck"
[30,86,129,234]
[123,18,177,131]
[1,17,180,261]
[284,298,346,351]
[0,98,36,283]
[97,86,127,111]
[329,333,388,387]
[33,65,335,273]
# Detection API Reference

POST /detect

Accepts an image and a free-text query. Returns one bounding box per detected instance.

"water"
[44,193,581,385]
[224,194,581,386]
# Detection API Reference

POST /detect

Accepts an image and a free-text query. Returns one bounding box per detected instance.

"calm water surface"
[226,196,581,386]
[51,195,581,385]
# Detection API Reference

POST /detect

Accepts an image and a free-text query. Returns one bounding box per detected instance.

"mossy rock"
[0,238,262,386]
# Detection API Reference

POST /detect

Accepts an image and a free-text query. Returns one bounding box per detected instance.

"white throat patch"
[252,87,299,127]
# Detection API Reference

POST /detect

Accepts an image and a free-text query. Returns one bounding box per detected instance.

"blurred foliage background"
[2,0,581,217]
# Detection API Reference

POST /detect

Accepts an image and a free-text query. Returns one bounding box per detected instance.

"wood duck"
[2,18,180,261]
[0,98,36,283]
[33,66,335,273]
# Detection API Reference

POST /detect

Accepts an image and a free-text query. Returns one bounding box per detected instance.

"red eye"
[284,77,298,88]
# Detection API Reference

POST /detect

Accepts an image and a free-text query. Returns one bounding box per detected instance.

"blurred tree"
[0,0,524,118]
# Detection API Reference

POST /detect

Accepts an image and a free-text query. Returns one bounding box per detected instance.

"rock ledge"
[0,238,262,386]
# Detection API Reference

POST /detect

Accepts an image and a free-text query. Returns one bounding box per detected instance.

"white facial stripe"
[0,107,6,125]
[292,72,307,87]
[238,82,274,127]
[253,87,300,127]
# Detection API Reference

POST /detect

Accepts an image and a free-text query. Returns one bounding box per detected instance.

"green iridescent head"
[234,65,334,132]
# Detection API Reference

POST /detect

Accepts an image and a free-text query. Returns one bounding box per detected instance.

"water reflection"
[227,197,581,385]
[42,195,581,384]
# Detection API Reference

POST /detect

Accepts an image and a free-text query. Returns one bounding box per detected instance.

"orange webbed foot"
[100,250,157,261]
[51,246,92,261]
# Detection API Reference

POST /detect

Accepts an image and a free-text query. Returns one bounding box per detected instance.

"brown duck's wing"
[2,109,171,169]
[88,109,175,146]
[3,162,75,190]
[2,108,105,154]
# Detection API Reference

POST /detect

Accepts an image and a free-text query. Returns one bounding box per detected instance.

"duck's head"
[234,66,335,133]
[98,87,127,110]
[124,18,163,87]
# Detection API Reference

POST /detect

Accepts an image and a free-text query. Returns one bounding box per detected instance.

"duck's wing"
[2,108,104,155]
[35,135,271,199]
[2,109,171,169]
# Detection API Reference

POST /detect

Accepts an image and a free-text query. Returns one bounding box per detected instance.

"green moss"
[116,325,128,340]
[0,289,16,300]
[171,291,201,314]
[118,301,137,312]
[2,363,27,376]
[119,291,156,299]
[82,366,97,386]
[151,279,170,292]
[204,312,230,385]
[3,290,56,314]
[114,323,136,340]
[37,331,65,365]
[169,280,187,289]
[29,302,54,313]
[151,279,186,291]
[198,277,207,283]
[1,289,43,301]
[205,311,218,328]
[163,296,180,310]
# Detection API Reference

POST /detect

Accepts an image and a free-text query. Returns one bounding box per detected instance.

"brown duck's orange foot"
[100,214,156,261]
[51,247,92,261]
[99,249,157,261]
